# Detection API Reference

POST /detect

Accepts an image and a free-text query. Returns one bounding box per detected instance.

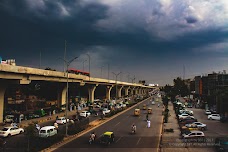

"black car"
[215,137,228,152]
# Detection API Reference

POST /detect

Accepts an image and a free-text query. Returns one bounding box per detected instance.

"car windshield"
[40,130,46,133]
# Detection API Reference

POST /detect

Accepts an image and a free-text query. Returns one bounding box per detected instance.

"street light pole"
[108,63,110,80]
[112,72,122,100]
[61,56,78,137]
[100,66,104,78]
[127,73,130,82]
[82,60,87,71]
[86,53,90,79]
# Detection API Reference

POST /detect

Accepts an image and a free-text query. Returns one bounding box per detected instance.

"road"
[53,98,163,152]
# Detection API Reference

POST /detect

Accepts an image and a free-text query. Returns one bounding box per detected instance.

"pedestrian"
[146,113,149,121]
[147,120,151,128]
[36,124,40,130]
[56,115,59,120]
[54,122,58,129]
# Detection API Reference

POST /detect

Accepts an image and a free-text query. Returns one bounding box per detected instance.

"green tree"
[173,77,189,97]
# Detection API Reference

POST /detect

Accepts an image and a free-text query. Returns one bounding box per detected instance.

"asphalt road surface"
[53,98,163,152]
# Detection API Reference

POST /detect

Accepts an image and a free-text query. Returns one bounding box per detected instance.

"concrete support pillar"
[57,85,67,108]
[135,88,138,95]
[0,85,6,123]
[106,85,113,100]
[88,85,97,103]
[124,87,130,96]
[0,80,9,123]
[138,88,142,95]
[131,88,134,95]
[117,86,124,98]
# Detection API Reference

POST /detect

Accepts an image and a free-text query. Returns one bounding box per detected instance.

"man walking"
[147,120,151,128]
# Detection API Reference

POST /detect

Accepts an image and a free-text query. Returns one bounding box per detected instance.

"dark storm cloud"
[1,0,228,85]
[185,16,198,24]
[0,0,109,59]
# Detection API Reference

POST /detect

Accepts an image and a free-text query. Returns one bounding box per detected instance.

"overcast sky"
[1,0,228,86]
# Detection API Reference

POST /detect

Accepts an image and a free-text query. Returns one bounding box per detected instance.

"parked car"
[179,119,198,127]
[178,113,189,119]
[187,103,193,108]
[205,110,212,115]
[0,126,24,137]
[56,117,69,124]
[208,114,221,120]
[182,124,199,131]
[103,108,111,115]
[190,122,207,130]
[179,109,194,115]
[182,130,205,139]
[179,114,194,120]
[4,115,14,123]
[39,126,58,138]
[215,136,228,152]
[79,111,91,117]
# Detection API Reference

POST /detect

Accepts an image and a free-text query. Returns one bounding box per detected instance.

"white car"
[56,117,69,124]
[102,108,111,115]
[186,122,207,130]
[182,130,205,139]
[0,126,24,137]
[208,114,220,120]
[178,113,191,119]
[79,111,91,117]
[151,101,155,105]
[205,110,211,115]
[121,104,127,108]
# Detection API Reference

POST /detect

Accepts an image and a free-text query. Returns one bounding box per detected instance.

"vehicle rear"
[39,126,57,138]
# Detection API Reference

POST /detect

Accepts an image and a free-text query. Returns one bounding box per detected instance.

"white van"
[4,115,14,123]
[39,126,57,138]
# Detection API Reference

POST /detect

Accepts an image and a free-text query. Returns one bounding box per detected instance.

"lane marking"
[115,136,122,143]
[114,122,121,127]
[136,137,141,145]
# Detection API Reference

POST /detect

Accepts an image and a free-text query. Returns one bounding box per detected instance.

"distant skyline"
[1,0,228,86]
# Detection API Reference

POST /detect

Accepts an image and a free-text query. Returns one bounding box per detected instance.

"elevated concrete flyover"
[0,64,156,123]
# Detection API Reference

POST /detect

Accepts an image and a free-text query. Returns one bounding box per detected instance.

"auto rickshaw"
[134,109,140,116]
[143,104,147,110]
[147,108,152,114]
[100,131,115,145]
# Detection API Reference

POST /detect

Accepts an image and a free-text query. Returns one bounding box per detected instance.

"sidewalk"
[160,102,215,152]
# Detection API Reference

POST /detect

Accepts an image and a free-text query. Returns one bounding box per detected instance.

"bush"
[68,118,89,135]
[163,108,170,123]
